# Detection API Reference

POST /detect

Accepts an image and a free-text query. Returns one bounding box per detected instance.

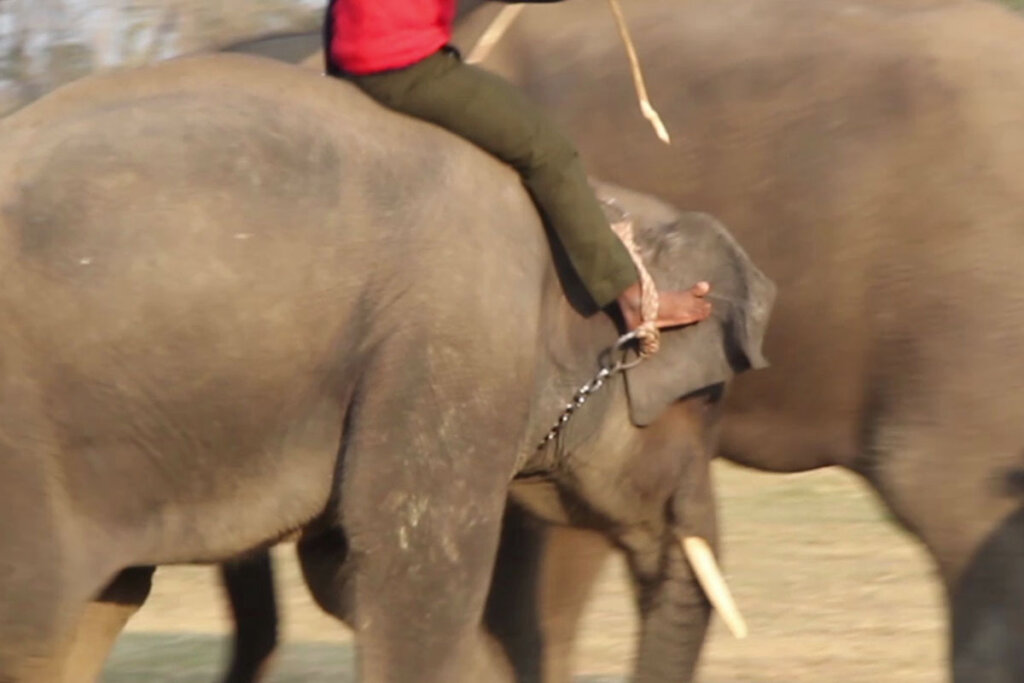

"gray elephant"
[208,0,1024,679]
[0,52,772,683]
[460,0,1024,681]
[219,0,1024,679]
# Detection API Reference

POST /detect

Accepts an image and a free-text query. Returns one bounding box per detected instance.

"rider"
[324,0,712,331]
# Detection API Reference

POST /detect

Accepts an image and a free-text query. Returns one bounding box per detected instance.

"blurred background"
[0,0,325,116]
[2,1,1022,681]
[4,0,1022,115]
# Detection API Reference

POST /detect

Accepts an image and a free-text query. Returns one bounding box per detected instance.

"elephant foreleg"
[485,502,612,683]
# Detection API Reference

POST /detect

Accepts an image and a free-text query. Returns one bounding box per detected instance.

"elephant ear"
[596,185,775,427]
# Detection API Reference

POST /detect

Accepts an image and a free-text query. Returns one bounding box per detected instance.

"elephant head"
[513,181,774,680]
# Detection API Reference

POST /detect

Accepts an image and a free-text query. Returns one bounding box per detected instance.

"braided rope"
[611,220,661,357]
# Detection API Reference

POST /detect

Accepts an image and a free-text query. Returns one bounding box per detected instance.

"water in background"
[0,0,322,116]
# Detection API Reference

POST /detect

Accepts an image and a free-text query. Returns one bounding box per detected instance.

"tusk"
[681,535,748,639]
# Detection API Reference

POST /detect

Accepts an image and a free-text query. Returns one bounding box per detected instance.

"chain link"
[535,198,657,452]
[536,331,647,450]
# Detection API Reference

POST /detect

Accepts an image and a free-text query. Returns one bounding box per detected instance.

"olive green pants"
[344,48,638,308]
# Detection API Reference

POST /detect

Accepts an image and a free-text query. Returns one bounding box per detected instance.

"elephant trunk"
[629,446,747,681]
[630,539,712,683]
[673,443,747,638]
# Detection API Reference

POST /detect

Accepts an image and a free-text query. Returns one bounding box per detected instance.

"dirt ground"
[102,462,945,682]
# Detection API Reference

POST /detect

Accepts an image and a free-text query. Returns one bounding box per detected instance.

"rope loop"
[611,219,661,358]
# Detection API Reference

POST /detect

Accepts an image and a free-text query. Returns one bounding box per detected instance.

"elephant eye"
[682,383,725,405]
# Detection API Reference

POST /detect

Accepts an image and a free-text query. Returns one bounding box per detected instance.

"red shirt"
[328,0,455,75]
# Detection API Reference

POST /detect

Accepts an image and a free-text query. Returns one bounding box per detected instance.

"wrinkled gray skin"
[219,0,1024,680]
[0,53,773,683]
[478,1,1024,681]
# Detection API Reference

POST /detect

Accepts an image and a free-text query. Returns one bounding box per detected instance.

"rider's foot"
[616,281,712,331]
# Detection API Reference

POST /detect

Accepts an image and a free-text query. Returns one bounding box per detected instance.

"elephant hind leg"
[0,571,73,683]
[0,540,101,682]
[219,551,279,683]
[0,458,103,682]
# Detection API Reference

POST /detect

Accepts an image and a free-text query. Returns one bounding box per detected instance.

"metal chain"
[536,331,647,450]
[535,198,662,452]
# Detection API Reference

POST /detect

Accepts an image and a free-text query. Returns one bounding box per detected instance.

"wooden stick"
[466,0,671,145]
[465,4,525,64]
[607,0,672,144]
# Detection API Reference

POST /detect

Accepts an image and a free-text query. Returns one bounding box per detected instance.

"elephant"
[216,0,1024,680]
[469,1,1024,681]
[0,52,774,683]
